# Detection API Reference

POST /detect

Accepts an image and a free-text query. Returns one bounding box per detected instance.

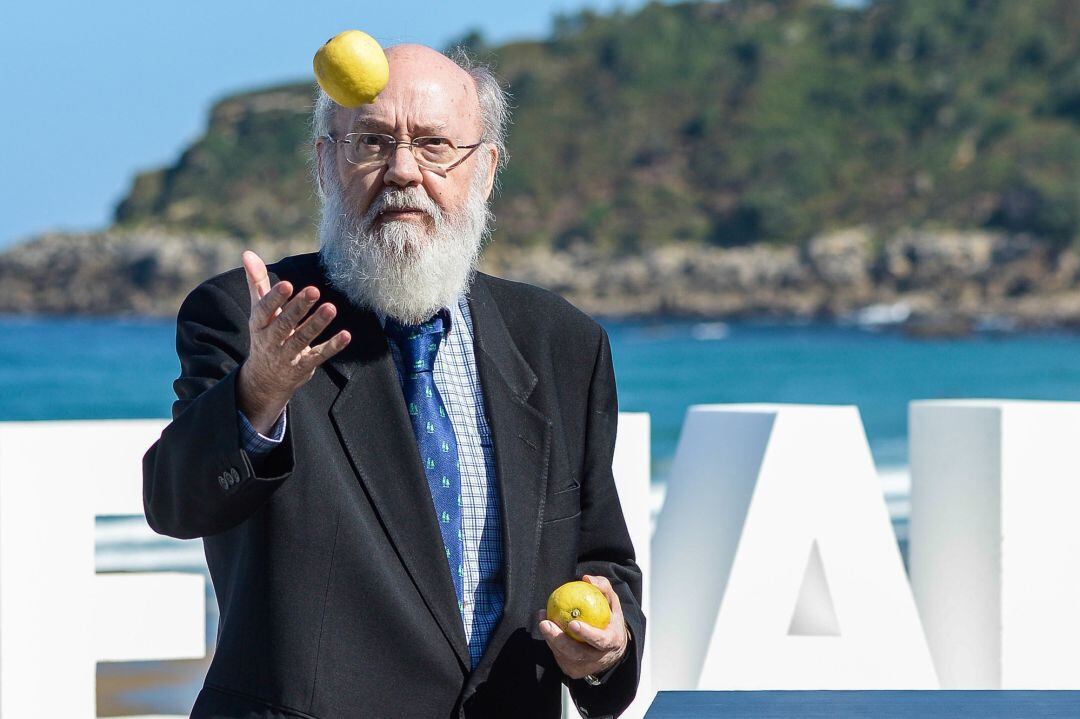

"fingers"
[269,286,320,344]
[284,300,337,354]
[251,280,293,330]
[538,619,591,663]
[538,617,559,641]
[308,332,349,360]
[242,251,271,306]
[583,574,624,621]
[567,618,617,651]
[303,330,351,368]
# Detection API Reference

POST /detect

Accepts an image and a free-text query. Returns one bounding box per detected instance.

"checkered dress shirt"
[237,291,505,669]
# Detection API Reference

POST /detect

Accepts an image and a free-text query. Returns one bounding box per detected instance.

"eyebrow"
[350,116,450,135]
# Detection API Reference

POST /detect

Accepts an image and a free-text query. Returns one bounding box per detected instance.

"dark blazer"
[142,251,645,718]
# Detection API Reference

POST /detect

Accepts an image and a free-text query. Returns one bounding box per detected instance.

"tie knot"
[384,313,446,374]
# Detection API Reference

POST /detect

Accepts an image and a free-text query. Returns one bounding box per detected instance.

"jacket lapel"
[319,278,471,669]
[461,273,553,691]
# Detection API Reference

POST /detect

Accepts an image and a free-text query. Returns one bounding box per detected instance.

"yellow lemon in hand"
[546,580,611,642]
[313,30,389,108]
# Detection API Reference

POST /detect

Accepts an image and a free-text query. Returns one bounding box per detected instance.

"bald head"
[327,43,483,142]
[383,43,476,85]
[310,43,511,206]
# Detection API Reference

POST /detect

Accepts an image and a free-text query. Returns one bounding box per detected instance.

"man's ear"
[483,146,498,200]
[315,137,327,196]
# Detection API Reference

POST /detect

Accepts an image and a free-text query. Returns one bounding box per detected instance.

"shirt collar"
[375,293,461,337]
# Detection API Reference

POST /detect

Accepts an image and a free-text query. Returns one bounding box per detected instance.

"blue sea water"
[0,314,180,421]
[610,318,1080,482]
[6,314,1080,475]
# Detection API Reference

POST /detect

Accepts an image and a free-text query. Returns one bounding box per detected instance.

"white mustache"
[367,188,442,223]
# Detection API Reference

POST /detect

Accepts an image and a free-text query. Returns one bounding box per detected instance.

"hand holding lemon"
[538,575,631,682]
[313,30,389,107]
[547,580,611,641]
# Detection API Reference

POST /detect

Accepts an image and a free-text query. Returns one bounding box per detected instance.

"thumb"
[242,250,271,302]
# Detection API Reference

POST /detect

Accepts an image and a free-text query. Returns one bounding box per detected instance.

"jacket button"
[229,467,240,484]
[218,474,228,490]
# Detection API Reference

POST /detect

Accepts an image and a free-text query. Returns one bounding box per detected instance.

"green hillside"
[114,0,1080,255]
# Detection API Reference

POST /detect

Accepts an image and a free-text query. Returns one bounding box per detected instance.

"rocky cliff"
[4,225,1080,335]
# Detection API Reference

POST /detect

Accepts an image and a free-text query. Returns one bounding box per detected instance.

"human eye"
[357,133,391,147]
[416,137,455,164]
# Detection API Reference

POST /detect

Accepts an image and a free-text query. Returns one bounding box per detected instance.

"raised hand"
[537,575,630,681]
[236,250,351,435]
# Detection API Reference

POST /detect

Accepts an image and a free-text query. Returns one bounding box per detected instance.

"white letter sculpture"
[909,400,1080,689]
[0,420,205,718]
[651,404,938,690]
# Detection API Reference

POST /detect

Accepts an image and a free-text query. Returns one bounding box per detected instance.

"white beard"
[317,158,493,326]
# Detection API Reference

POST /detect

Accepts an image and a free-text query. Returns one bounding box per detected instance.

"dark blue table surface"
[644,691,1080,718]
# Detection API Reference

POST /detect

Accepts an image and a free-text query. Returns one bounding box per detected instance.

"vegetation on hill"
[114,0,1080,255]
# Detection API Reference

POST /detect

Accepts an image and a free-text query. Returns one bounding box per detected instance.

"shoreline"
[5,310,1080,341]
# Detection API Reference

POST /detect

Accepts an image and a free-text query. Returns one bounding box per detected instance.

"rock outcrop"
[5,225,1080,334]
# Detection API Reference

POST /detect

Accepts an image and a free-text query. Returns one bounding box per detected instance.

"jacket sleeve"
[565,325,646,719]
[142,277,295,539]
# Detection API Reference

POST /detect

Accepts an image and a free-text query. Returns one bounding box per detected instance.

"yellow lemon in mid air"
[313,30,389,107]
[546,580,611,642]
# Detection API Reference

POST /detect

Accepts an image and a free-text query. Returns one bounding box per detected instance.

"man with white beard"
[143,43,644,719]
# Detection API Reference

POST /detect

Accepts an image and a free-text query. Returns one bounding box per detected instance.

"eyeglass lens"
[346,133,458,168]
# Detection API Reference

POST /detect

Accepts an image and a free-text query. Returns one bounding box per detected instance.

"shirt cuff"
[237,406,287,456]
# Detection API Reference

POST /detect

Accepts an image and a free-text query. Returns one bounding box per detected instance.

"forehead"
[336,58,480,137]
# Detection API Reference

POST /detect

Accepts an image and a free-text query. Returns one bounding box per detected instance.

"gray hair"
[309,45,512,204]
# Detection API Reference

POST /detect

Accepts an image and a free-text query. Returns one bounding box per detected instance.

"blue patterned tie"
[383,312,465,619]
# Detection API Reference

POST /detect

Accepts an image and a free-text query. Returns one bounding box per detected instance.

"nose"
[383,144,423,188]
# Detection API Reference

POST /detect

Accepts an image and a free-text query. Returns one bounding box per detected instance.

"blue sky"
[0,0,649,250]
[1,0,863,251]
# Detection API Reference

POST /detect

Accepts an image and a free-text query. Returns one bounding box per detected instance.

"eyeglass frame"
[321,131,485,177]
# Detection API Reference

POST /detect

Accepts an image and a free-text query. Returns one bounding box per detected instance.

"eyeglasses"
[322,132,484,176]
